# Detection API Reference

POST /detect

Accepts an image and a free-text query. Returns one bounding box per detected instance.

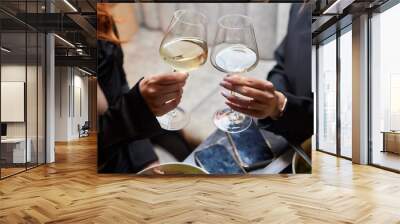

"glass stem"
[166,109,176,129]
[229,90,234,120]
[228,77,241,122]
[171,69,179,119]
[167,69,180,127]
[171,109,177,118]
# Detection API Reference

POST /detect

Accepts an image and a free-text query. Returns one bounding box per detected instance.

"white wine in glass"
[160,37,208,72]
[211,14,259,133]
[158,10,208,130]
[214,44,258,73]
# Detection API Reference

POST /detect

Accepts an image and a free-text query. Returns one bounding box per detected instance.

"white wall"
[55,66,70,141]
[54,67,89,141]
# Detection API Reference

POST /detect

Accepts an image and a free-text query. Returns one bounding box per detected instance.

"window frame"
[315,23,353,161]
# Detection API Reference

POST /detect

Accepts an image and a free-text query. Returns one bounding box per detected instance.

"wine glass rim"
[173,9,207,26]
[217,14,253,29]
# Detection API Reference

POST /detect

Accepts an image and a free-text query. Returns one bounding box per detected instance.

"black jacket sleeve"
[99,80,162,149]
[97,40,161,172]
[260,34,313,145]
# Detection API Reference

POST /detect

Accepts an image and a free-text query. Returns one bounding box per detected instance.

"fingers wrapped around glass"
[158,10,208,130]
[210,14,259,133]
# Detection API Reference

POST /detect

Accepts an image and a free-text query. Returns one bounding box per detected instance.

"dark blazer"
[260,3,313,145]
[97,40,161,172]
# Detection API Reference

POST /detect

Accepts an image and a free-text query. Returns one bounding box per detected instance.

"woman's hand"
[144,161,165,175]
[139,72,188,116]
[220,74,286,119]
[97,83,109,115]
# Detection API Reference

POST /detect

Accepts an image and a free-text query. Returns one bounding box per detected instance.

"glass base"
[213,108,252,133]
[157,107,190,131]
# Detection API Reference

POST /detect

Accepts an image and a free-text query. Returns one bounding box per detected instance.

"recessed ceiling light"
[54,34,75,48]
[323,0,355,15]
[63,0,78,12]
[78,67,92,76]
[1,47,11,53]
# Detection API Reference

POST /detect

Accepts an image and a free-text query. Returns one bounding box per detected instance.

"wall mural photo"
[97,2,313,175]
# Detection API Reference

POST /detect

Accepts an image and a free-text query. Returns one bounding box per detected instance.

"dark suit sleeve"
[260,37,313,145]
[99,80,162,149]
[268,37,290,93]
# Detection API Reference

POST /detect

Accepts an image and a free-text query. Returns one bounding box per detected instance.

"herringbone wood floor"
[1,135,400,224]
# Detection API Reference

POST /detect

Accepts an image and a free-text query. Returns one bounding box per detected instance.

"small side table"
[381,131,400,154]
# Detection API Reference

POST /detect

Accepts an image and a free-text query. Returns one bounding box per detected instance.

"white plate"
[137,162,209,175]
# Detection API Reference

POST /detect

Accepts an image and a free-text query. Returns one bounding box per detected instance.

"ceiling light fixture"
[1,47,11,53]
[78,67,92,76]
[63,0,78,12]
[323,0,355,15]
[54,34,75,48]
[76,48,85,55]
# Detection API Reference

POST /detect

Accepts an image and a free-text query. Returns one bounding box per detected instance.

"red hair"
[97,4,122,44]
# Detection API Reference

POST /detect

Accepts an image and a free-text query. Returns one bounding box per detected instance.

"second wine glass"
[211,14,259,133]
[158,10,208,130]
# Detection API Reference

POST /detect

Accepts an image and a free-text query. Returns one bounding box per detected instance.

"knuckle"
[142,77,150,85]
[266,94,275,100]
[231,74,240,79]
[148,87,157,96]
[147,77,154,84]
[149,76,157,83]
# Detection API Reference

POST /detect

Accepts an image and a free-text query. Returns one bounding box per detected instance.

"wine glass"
[158,10,208,130]
[211,14,259,133]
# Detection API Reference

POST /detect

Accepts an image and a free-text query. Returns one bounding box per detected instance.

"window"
[317,37,337,154]
[370,2,400,171]
[339,29,352,158]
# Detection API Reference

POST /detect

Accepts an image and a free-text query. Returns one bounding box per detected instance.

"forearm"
[259,92,313,145]
[99,80,162,149]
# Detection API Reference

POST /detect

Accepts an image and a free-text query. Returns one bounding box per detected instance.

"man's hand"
[220,74,286,119]
[139,72,188,116]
